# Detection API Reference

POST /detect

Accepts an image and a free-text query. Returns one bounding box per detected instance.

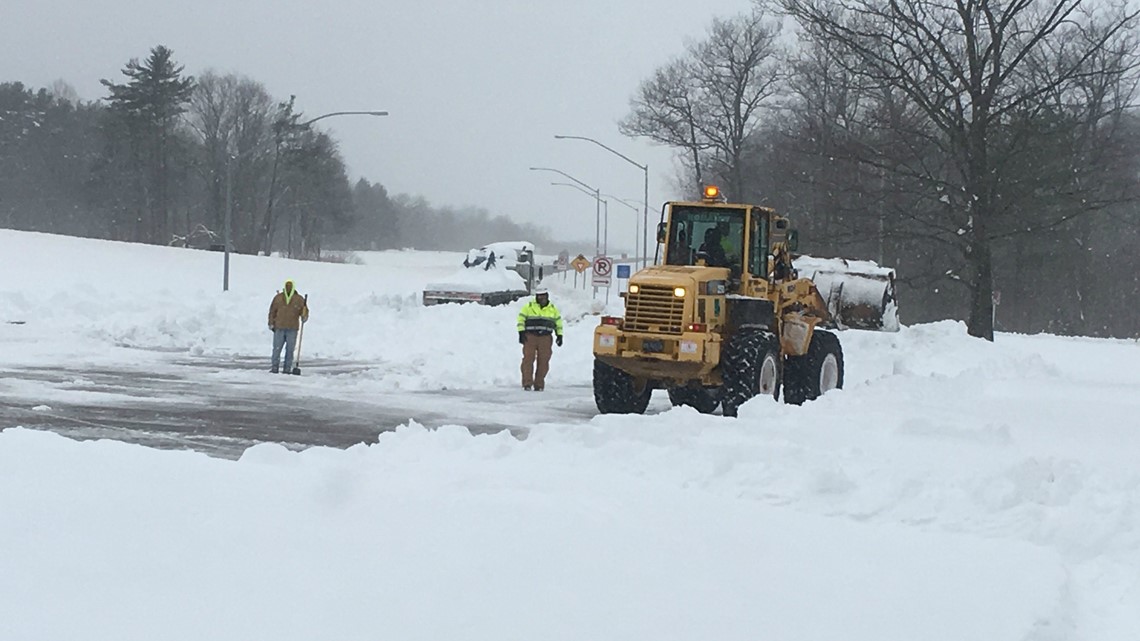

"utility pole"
[224,157,232,291]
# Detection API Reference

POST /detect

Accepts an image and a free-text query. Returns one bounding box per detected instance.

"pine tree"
[100,45,194,244]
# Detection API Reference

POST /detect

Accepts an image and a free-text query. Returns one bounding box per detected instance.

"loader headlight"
[673,287,686,298]
[629,284,640,294]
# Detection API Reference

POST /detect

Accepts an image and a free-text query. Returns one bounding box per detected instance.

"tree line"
[0,45,553,259]
[623,0,1140,339]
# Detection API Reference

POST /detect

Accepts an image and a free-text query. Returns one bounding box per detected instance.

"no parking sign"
[591,256,613,287]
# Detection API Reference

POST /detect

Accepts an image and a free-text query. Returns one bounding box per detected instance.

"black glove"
[268,324,275,332]
[518,331,526,345]
[556,335,563,347]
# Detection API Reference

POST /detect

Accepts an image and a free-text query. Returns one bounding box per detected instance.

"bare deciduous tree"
[621,58,709,191]
[186,72,276,253]
[691,11,784,199]
[776,0,1140,340]
[622,8,784,198]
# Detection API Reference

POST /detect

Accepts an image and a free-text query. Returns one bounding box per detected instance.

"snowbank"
[3,229,1140,639]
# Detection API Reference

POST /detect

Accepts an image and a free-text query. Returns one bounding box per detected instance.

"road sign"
[592,255,613,287]
[616,264,631,279]
[571,254,591,273]
[556,250,570,269]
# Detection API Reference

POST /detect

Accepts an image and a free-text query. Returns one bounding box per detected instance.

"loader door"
[748,212,769,278]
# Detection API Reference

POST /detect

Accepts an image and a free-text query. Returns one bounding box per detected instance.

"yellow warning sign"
[571,254,591,273]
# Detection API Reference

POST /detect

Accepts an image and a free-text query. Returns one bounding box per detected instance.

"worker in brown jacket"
[268,279,309,374]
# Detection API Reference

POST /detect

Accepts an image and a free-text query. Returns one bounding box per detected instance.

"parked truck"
[422,241,535,306]
[592,185,896,416]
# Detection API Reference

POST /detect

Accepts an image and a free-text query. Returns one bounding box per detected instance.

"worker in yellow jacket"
[516,286,563,391]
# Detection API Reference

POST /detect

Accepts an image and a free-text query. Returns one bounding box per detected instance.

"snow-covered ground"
[2,229,1139,640]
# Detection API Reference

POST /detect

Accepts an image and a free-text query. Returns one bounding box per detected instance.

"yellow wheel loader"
[592,186,892,416]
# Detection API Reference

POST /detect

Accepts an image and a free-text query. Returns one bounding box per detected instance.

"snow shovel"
[291,296,308,376]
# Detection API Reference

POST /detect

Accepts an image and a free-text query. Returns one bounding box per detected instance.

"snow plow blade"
[794,256,899,332]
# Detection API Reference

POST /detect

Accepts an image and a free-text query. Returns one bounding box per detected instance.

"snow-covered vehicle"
[422,241,535,306]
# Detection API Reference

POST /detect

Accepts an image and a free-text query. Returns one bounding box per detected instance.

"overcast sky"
[2,0,756,253]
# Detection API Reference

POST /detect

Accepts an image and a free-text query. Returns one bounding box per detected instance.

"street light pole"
[224,157,232,291]
[529,166,602,257]
[550,182,611,301]
[602,194,642,261]
[554,135,650,268]
[551,181,609,255]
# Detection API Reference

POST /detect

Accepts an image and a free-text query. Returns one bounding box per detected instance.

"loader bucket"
[794,256,900,332]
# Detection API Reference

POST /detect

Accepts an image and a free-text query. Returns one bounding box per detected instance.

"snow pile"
[794,254,894,277]
[3,229,1140,639]
[0,425,1072,641]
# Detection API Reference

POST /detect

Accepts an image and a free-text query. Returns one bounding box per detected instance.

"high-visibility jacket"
[720,235,735,257]
[517,299,563,336]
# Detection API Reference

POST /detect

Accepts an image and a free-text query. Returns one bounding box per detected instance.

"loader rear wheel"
[667,386,720,414]
[593,359,652,414]
[720,331,781,418]
[783,329,844,405]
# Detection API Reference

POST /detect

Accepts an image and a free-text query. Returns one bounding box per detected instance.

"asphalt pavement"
[0,353,602,459]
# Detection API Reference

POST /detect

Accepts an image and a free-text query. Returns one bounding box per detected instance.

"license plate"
[642,339,664,353]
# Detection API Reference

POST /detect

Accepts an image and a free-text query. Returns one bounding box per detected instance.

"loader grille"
[625,285,685,334]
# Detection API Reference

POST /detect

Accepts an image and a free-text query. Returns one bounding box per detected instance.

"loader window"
[665,206,745,271]
[750,214,769,277]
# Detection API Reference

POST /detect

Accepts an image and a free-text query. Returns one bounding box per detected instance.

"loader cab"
[664,205,747,269]
[663,200,779,291]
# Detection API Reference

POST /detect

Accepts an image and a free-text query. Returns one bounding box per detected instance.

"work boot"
[523,385,532,391]
[534,386,544,392]
[270,367,279,374]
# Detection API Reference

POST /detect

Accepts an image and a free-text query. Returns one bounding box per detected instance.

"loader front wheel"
[720,331,781,417]
[783,329,844,405]
[667,385,720,414]
[593,359,652,414]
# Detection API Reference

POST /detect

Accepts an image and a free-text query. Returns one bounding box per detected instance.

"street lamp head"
[301,110,391,127]
[529,166,597,192]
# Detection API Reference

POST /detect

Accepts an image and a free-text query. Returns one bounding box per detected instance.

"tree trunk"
[966,226,995,340]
